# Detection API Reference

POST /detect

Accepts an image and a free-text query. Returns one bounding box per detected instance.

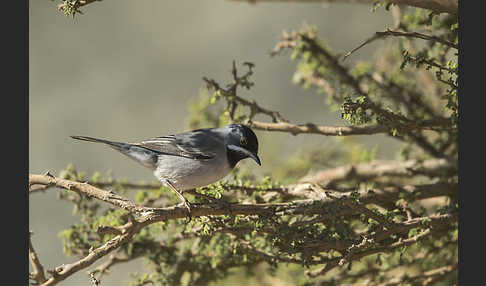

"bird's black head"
[225,124,261,168]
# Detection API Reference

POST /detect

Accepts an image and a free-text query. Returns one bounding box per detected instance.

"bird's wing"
[136,129,222,160]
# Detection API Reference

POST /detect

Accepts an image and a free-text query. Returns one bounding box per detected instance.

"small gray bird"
[71,124,261,212]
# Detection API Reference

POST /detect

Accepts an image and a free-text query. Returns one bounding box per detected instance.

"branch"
[338,195,398,229]
[29,231,47,285]
[203,62,410,137]
[246,119,452,137]
[246,121,389,136]
[298,213,456,253]
[91,181,161,190]
[376,29,458,49]
[371,264,457,286]
[204,62,453,151]
[30,173,457,209]
[270,31,455,137]
[298,158,456,185]
[307,226,449,278]
[41,223,141,286]
[278,33,449,133]
[29,173,457,285]
[89,253,136,281]
[89,273,100,286]
[343,28,458,61]
[421,264,458,285]
[29,174,143,214]
[231,0,458,15]
[30,173,457,221]
[203,75,289,123]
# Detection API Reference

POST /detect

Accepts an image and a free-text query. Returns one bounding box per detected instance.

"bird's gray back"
[137,128,225,160]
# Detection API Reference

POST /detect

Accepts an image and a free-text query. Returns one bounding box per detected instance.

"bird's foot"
[177,200,193,221]
[183,200,192,213]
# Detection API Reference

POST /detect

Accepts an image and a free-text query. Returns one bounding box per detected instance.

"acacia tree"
[30,1,458,285]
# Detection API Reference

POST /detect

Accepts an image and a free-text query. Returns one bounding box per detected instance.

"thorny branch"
[31,158,457,202]
[268,29,457,161]
[29,174,456,221]
[203,61,288,124]
[204,61,453,138]
[307,227,437,277]
[29,167,457,285]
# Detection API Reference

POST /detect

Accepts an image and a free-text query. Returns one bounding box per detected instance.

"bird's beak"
[227,145,261,166]
[250,153,261,166]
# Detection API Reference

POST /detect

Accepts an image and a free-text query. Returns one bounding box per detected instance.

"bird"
[70,124,261,213]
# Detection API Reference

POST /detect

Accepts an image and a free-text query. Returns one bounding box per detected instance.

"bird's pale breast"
[153,152,232,191]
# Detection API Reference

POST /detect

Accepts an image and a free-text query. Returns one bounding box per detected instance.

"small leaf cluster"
[55,0,85,18]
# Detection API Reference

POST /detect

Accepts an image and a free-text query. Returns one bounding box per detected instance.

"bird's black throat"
[226,147,247,168]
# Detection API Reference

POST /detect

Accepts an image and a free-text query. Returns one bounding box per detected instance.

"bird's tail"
[70,135,127,151]
[70,135,158,169]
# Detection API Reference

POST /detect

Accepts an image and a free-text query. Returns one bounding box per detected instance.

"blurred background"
[29,0,398,285]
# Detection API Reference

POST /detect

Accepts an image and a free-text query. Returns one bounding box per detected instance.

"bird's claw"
[178,200,193,221]
[183,200,192,213]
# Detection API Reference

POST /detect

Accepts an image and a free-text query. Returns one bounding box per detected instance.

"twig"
[91,181,161,190]
[89,253,136,280]
[405,54,458,74]
[343,28,458,61]
[342,33,383,61]
[29,231,47,285]
[203,75,288,123]
[422,264,457,285]
[307,227,439,277]
[298,158,456,185]
[29,174,143,214]
[89,272,100,286]
[296,213,456,253]
[370,264,457,286]
[342,198,397,230]
[41,226,140,286]
[295,33,443,131]
[376,29,458,49]
[238,240,307,264]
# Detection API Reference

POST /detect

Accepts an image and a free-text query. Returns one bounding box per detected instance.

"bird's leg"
[165,180,192,215]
